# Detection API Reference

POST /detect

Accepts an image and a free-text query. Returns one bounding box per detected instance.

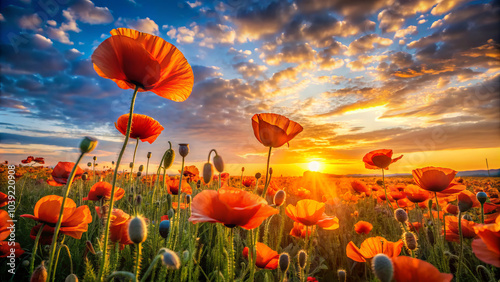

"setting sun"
[308,161,321,172]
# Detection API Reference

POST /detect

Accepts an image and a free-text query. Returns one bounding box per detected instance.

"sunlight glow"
[308,161,321,172]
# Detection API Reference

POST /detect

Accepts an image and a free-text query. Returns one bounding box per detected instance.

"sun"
[308,161,321,172]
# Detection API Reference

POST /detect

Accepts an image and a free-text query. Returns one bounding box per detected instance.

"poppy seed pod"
[394,208,408,223]
[273,190,286,206]
[22,260,30,267]
[139,165,144,172]
[337,269,346,282]
[255,172,262,179]
[162,249,181,269]
[137,171,142,177]
[298,250,307,269]
[128,216,147,244]
[476,191,488,204]
[129,162,133,169]
[213,155,224,173]
[159,220,170,238]
[178,143,189,158]
[196,180,201,189]
[95,163,98,167]
[93,156,97,161]
[186,194,191,205]
[269,167,273,175]
[163,148,175,169]
[403,232,418,251]
[203,162,214,184]
[372,254,393,282]
[65,274,79,282]
[82,173,88,181]
[80,137,98,154]
[87,162,92,167]
[112,161,115,165]
[31,261,47,282]
[147,152,152,159]
[279,253,290,272]
[242,167,245,172]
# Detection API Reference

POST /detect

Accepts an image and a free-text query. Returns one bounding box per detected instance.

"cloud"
[378,9,405,33]
[18,13,42,30]
[66,0,114,24]
[431,0,472,15]
[347,34,393,55]
[394,25,417,38]
[117,17,159,35]
[233,62,267,80]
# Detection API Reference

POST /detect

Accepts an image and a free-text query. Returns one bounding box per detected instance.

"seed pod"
[242,167,245,172]
[139,165,144,172]
[112,161,115,165]
[159,220,170,239]
[186,194,191,205]
[372,254,393,282]
[269,167,273,175]
[273,190,286,206]
[394,208,408,223]
[298,250,307,269]
[82,173,88,181]
[128,216,147,244]
[163,148,175,169]
[162,249,181,269]
[403,232,418,251]
[255,172,262,179]
[167,209,175,220]
[147,152,152,159]
[476,192,488,204]
[31,261,47,282]
[279,253,290,272]
[79,137,98,153]
[196,180,201,189]
[87,162,92,167]
[178,143,189,158]
[129,162,133,169]
[203,162,214,184]
[427,227,435,246]
[93,156,97,161]
[337,269,346,282]
[65,274,79,282]
[136,171,142,177]
[22,260,30,267]
[213,155,224,173]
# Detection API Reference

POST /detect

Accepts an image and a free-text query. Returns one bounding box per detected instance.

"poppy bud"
[87,162,92,167]
[269,167,273,175]
[112,161,115,165]
[273,190,286,206]
[128,216,148,244]
[337,269,346,282]
[394,208,408,223]
[255,172,262,179]
[147,152,152,159]
[196,180,201,189]
[182,250,190,263]
[139,165,144,172]
[186,194,191,205]
[86,241,96,255]
[159,220,170,238]
[31,261,47,282]
[403,232,418,251]
[242,167,245,172]
[129,162,133,169]
[162,249,181,269]
[458,192,473,212]
[298,250,307,269]
[372,254,393,282]
[462,214,473,221]
[93,156,97,161]
[22,260,30,267]
[82,173,88,181]
[65,274,79,282]
[178,143,189,158]
[167,209,175,220]
[213,155,224,173]
[427,227,435,245]
[476,191,488,204]
[137,171,142,177]
[279,253,290,272]
[163,148,175,169]
[203,162,214,184]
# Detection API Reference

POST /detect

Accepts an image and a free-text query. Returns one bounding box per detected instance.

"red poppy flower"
[96,207,133,249]
[0,210,12,241]
[389,186,406,201]
[47,162,84,186]
[242,178,255,188]
[391,256,453,282]
[92,28,193,101]
[444,204,459,215]
[83,181,125,201]
[242,242,279,269]
[412,167,457,192]
[30,224,54,245]
[115,114,164,144]
[0,241,24,258]
[290,222,316,238]
[443,216,477,242]
[0,192,7,208]
[346,236,403,262]
[404,184,430,203]
[166,178,192,195]
[180,165,199,183]
[21,195,92,239]
[472,214,500,267]
[354,221,373,235]
[189,187,278,229]
[252,113,303,148]
[161,215,169,221]
[34,157,45,164]
[285,199,339,230]
[362,149,403,170]
[351,180,371,196]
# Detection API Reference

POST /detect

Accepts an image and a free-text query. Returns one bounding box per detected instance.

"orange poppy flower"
[242,178,255,188]
[34,157,45,164]
[389,187,406,201]
[83,181,125,201]
[443,204,459,215]
[391,256,453,282]
[412,167,457,192]
[362,149,403,170]
[285,199,339,230]
[21,195,92,239]
[115,114,164,144]
[251,113,303,148]
[189,187,278,229]
[443,216,478,242]
[0,210,12,241]
[351,180,371,196]
[47,162,84,186]
[30,224,54,245]
[180,165,199,183]
[472,214,500,267]
[96,207,133,249]
[92,28,193,101]
[289,222,316,238]
[0,241,24,258]
[0,192,7,208]
[404,184,430,203]
[166,178,192,195]
[242,242,279,269]
[354,221,373,235]
[457,190,481,209]
[346,236,403,262]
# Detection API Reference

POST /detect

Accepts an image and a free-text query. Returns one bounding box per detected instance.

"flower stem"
[97,85,139,281]
[457,211,463,281]
[261,146,272,197]
[129,138,140,182]
[228,228,234,281]
[480,203,484,224]
[134,243,142,280]
[47,153,84,281]
[29,223,45,276]
[381,169,391,212]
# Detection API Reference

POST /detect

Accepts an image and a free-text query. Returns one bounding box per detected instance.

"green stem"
[480,203,484,224]
[106,271,137,282]
[60,244,73,274]
[261,146,273,197]
[228,228,234,281]
[130,138,140,182]
[382,169,391,211]
[134,243,142,280]
[29,223,45,276]
[140,254,163,282]
[434,192,441,244]
[47,153,84,281]
[145,156,150,191]
[457,211,463,282]
[50,236,65,282]
[97,85,139,281]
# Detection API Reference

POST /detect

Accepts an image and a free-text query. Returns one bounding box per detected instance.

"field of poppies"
[1,28,499,282]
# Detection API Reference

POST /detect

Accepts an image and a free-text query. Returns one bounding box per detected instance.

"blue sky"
[1,0,499,175]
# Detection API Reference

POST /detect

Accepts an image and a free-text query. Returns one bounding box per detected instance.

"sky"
[0,0,499,176]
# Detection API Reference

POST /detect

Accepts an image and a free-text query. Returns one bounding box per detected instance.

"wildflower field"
[1,1,500,281]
